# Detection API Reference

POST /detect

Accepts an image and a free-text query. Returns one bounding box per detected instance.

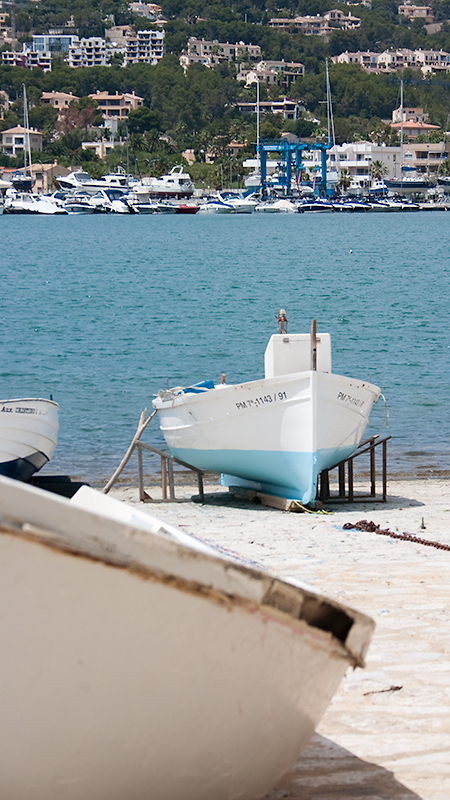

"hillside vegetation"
[2,0,450,182]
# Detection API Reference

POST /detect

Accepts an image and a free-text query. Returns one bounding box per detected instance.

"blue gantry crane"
[256,139,333,198]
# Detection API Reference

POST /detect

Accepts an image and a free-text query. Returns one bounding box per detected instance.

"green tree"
[337,167,351,193]
[371,159,387,180]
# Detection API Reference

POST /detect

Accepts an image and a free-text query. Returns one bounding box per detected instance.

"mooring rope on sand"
[343,519,450,552]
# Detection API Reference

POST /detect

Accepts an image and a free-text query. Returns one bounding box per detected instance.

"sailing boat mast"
[22,84,33,180]
[400,78,403,193]
[325,59,337,196]
[256,76,260,168]
[326,59,335,146]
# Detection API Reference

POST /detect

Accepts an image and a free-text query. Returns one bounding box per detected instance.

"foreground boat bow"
[0,477,374,800]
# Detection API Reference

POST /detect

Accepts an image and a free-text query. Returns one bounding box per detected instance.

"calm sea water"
[1,212,449,485]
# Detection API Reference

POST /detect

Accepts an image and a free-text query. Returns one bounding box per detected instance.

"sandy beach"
[109,474,450,800]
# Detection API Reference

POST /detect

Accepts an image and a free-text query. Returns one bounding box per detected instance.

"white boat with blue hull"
[0,398,59,482]
[153,324,380,504]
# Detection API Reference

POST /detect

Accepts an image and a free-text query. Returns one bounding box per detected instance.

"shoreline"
[88,467,450,493]
[109,477,450,800]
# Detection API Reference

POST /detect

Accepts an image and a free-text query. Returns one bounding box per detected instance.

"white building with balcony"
[334,46,450,73]
[88,90,144,119]
[124,29,164,64]
[1,47,52,71]
[1,126,42,158]
[181,37,261,68]
[300,141,400,192]
[68,37,110,68]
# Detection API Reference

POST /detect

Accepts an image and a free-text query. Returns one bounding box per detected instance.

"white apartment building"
[68,37,110,68]
[181,37,261,67]
[303,140,450,191]
[269,11,360,36]
[88,90,144,119]
[1,126,42,158]
[124,29,164,64]
[269,16,332,36]
[334,47,450,72]
[239,60,304,89]
[1,48,52,71]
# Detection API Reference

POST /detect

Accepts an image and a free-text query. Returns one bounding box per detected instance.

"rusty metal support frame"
[319,435,392,503]
[136,441,204,503]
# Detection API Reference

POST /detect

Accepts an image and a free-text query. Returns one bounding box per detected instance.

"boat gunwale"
[0,516,373,667]
[0,398,60,408]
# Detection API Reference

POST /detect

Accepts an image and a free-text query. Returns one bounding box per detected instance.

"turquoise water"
[1,212,449,484]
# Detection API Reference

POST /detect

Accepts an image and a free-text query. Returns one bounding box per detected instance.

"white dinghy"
[0,397,59,481]
[0,476,374,800]
[153,320,381,504]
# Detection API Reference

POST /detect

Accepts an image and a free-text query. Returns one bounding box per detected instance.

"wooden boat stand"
[136,440,204,503]
[318,435,392,504]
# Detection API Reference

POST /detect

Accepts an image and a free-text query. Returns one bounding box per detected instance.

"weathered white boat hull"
[154,370,380,503]
[0,398,59,480]
[0,477,374,800]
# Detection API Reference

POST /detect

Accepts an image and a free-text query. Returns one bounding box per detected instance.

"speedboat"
[197,197,233,214]
[88,189,132,213]
[10,170,34,192]
[298,199,335,213]
[333,199,371,212]
[4,191,36,214]
[255,198,297,213]
[218,192,257,213]
[63,192,96,214]
[4,192,67,215]
[0,475,374,800]
[0,397,59,481]
[153,322,380,505]
[130,199,177,214]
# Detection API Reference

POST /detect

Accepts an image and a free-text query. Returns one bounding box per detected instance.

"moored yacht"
[133,165,195,199]
[56,169,133,195]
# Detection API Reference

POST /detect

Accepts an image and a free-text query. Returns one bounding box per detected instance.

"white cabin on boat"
[264,333,332,378]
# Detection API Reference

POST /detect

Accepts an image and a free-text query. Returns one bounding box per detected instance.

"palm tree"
[371,159,387,182]
[337,167,351,194]
[437,157,450,177]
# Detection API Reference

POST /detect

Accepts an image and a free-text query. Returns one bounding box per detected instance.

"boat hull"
[153,371,380,504]
[0,477,374,800]
[0,398,59,481]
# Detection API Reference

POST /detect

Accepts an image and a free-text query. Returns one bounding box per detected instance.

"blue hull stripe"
[170,445,356,504]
